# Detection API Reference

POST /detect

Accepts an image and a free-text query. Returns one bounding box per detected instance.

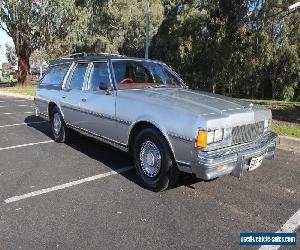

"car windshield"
[112,60,184,90]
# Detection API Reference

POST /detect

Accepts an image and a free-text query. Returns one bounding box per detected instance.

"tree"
[1,0,298,99]
[30,49,48,78]
[246,0,300,99]
[150,0,300,100]
[0,0,78,86]
[44,0,164,58]
[5,42,16,65]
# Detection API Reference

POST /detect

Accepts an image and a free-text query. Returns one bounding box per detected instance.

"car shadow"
[25,115,204,191]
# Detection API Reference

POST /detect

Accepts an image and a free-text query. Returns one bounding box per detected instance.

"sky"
[0,28,13,63]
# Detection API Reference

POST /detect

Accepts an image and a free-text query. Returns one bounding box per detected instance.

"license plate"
[248,155,264,171]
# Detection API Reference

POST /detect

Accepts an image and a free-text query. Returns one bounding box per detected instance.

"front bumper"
[190,132,279,180]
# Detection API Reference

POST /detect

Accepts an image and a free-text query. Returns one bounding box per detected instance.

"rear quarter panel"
[35,85,64,119]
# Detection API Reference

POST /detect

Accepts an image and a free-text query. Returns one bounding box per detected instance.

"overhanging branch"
[0,21,10,35]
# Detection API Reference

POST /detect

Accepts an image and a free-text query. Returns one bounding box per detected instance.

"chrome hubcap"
[140,140,161,178]
[53,113,62,136]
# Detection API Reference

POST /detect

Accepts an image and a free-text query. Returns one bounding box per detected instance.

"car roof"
[50,53,162,66]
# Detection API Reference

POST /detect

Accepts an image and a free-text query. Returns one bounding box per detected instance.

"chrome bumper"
[189,132,279,180]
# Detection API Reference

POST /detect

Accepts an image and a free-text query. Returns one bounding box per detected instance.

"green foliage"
[150,0,300,100]
[242,99,300,107]
[1,0,299,99]
[46,0,164,58]
[0,0,80,85]
[282,85,295,101]
[5,42,16,65]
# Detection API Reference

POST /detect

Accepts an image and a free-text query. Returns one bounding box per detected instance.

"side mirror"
[99,84,109,91]
[99,83,112,95]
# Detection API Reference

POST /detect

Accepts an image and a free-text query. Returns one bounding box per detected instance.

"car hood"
[118,87,271,131]
[127,88,253,115]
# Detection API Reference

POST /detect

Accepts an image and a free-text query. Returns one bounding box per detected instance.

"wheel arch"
[48,101,64,121]
[127,120,176,162]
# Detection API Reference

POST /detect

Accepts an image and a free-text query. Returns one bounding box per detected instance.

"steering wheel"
[119,78,134,84]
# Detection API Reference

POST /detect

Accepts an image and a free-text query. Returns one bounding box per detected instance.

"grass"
[272,123,300,138]
[0,85,36,96]
[242,99,300,107]
[243,99,300,138]
[0,77,12,82]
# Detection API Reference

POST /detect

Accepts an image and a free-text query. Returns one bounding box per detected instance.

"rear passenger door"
[78,61,118,142]
[60,62,90,126]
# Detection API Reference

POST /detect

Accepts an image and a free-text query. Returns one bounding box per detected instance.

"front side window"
[89,62,111,91]
[112,60,184,90]
[41,63,70,86]
[68,63,89,90]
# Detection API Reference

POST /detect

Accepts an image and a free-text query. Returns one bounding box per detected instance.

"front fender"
[128,115,176,158]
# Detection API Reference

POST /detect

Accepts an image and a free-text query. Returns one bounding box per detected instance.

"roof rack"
[60,52,88,59]
[84,52,127,58]
[59,52,127,60]
[94,52,126,57]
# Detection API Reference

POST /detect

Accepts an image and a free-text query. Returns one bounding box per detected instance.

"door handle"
[62,95,66,99]
[81,98,87,102]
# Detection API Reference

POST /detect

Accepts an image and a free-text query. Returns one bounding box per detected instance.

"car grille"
[232,121,264,145]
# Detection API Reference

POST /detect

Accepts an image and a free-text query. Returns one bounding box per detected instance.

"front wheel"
[133,128,179,192]
[50,107,69,143]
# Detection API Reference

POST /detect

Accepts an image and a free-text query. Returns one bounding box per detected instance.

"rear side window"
[89,62,111,91]
[68,63,89,90]
[41,63,70,86]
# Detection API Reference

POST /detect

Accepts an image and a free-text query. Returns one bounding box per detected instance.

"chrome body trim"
[61,103,132,125]
[39,112,49,118]
[168,133,194,142]
[67,123,128,151]
[37,111,49,120]
[126,118,176,158]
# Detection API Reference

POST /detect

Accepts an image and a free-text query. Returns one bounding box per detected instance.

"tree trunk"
[39,66,43,79]
[17,55,32,86]
[272,80,276,99]
[14,29,32,87]
[212,83,216,93]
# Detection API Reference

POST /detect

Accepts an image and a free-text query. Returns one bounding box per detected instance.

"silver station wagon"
[34,53,279,191]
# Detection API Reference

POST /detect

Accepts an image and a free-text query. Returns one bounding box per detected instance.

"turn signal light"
[196,130,207,148]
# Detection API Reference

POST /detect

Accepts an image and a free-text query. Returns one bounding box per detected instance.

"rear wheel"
[133,128,179,192]
[50,107,69,143]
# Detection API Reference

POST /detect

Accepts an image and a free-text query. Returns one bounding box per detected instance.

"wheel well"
[48,102,57,121]
[128,121,175,161]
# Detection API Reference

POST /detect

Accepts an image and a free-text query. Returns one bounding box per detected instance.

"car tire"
[50,107,69,143]
[133,127,179,192]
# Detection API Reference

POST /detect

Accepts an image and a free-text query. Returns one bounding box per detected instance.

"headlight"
[207,131,214,144]
[264,119,271,132]
[214,129,224,142]
[196,129,224,147]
